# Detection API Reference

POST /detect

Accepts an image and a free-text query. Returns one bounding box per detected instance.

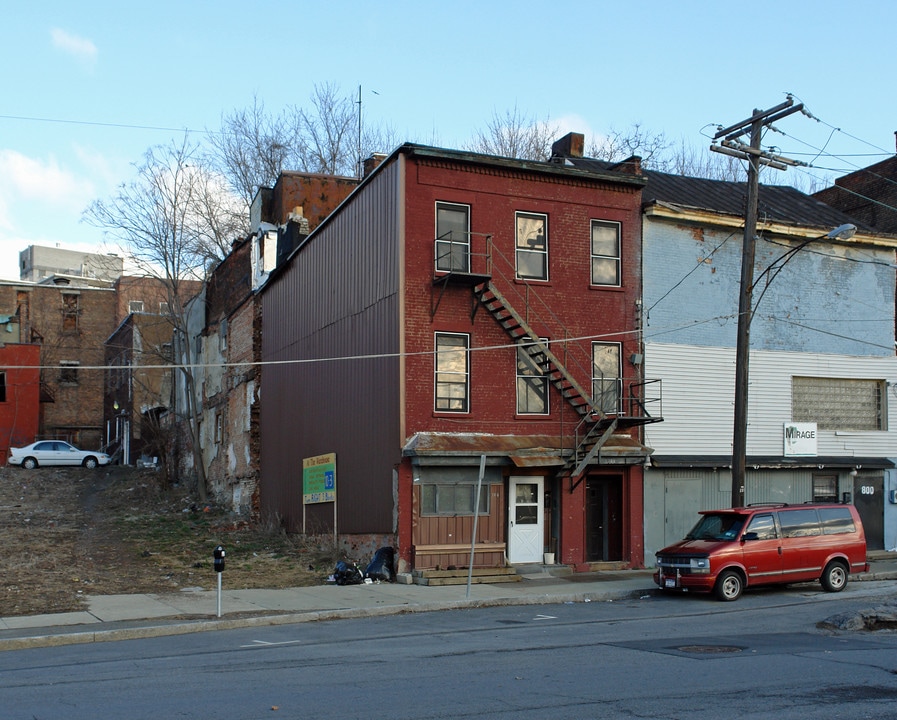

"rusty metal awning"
[598,433,655,464]
[404,432,653,468]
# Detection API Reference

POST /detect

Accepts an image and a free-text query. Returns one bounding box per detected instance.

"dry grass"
[0,466,342,617]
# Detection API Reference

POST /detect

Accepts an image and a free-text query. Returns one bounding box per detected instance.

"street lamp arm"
[750,224,857,321]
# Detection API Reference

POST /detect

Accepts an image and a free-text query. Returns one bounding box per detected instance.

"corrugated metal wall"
[644,342,897,457]
[260,160,403,534]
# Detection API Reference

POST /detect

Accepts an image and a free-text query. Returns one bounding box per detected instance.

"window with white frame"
[435,332,469,412]
[516,338,549,414]
[591,342,621,414]
[792,376,885,431]
[515,212,548,280]
[435,202,470,272]
[590,220,621,286]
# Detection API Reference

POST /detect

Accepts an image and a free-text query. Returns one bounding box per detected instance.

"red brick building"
[813,156,897,234]
[0,280,118,450]
[260,138,661,573]
[0,343,40,459]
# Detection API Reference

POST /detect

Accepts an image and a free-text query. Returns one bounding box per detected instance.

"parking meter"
[213,545,226,573]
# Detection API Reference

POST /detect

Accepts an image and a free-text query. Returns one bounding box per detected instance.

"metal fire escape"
[432,234,662,490]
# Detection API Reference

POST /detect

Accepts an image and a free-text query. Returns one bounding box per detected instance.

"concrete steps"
[412,567,521,586]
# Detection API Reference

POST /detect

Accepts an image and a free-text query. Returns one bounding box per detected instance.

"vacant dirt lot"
[0,465,338,618]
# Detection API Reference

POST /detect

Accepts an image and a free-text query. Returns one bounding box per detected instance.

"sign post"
[303,453,337,543]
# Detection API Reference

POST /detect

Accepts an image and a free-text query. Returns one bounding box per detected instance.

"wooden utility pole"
[711,97,804,507]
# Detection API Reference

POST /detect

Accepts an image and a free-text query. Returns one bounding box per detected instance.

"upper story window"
[0,371,6,402]
[516,339,549,414]
[129,300,144,313]
[59,360,79,386]
[591,220,621,287]
[435,332,469,412]
[435,202,470,273]
[792,376,885,431]
[159,301,170,315]
[61,293,79,332]
[591,342,622,414]
[515,212,548,281]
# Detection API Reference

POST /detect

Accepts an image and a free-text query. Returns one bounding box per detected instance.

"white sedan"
[7,441,111,469]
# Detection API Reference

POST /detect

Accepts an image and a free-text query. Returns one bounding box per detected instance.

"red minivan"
[654,503,868,601]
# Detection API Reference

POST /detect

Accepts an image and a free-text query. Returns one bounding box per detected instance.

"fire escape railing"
[432,232,662,487]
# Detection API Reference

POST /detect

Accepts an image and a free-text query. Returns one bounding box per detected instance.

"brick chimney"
[551,132,585,159]
[363,153,388,178]
[610,155,643,176]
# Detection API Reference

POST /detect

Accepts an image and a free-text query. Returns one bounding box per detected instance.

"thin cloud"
[0,149,95,211]
[50,28,98,68]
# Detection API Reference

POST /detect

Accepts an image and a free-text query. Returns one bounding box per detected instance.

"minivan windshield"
[685,513,745,541]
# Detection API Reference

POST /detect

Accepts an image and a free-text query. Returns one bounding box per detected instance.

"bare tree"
[84,135,241,500]
[666,139,746,181]
[208,95,296,208]
[466,106,559,161]
[588,123,673,168]
[292,82,357,175]
[211,84,400,202]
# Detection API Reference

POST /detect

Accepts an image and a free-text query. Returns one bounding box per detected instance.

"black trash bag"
[365,546,396,582]
[333,560,364,586]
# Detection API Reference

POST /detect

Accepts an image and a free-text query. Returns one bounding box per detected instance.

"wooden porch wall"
[412,482,507,569]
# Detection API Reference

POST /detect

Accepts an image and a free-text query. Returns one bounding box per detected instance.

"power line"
[0,113,204,135]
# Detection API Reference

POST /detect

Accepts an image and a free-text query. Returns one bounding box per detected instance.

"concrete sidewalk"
[1,553,895,651]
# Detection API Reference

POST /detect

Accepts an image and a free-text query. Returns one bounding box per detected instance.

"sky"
[1,0,894,282]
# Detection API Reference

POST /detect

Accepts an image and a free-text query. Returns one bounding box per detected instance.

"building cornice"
[644,202,897,249]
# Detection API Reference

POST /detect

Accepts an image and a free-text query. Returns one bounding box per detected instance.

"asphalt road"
[2,581,896,719]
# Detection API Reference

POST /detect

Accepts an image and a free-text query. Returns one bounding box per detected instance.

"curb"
[0,586,651,653]
[2,571,895,653]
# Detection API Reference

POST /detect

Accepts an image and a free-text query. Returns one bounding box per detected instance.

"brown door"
[586,475,623,561]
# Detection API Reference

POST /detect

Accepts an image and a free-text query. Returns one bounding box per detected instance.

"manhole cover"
[677,645,744,654]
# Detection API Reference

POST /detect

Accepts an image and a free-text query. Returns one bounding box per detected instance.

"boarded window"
[59,361,79,385]
[62,294,79,332]
[792,376,884,431]
[0,371,6,402]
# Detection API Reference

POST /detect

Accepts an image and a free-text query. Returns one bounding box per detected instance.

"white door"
[508,476,544,563]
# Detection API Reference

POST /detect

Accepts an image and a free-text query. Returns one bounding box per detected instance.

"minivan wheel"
[820,561,848,593]
[714,570,744,601]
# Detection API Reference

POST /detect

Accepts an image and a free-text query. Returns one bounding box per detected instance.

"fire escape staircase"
[472,280,618,488]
